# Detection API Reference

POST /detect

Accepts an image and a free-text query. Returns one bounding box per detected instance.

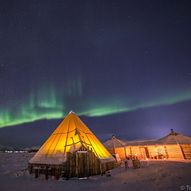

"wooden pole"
[164,145,169,159]
[124,146,127,159]
[112,135,116,155]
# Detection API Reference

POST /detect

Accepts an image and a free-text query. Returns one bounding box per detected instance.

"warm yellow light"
[29,112,114,164]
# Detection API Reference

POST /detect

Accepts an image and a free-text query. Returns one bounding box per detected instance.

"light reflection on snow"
[5,150,27,153]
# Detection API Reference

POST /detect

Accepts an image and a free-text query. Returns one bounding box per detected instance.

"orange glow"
[30,112,114,164]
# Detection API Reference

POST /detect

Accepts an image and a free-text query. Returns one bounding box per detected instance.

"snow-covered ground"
[0,152,191,191]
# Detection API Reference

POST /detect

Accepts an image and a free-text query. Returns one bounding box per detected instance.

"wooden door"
[76,151,89,177]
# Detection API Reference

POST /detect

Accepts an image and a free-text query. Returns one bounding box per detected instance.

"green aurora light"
[1,85,191,128]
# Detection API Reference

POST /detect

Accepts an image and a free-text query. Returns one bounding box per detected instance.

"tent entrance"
[76,151,89,178]
[65,149,103,178]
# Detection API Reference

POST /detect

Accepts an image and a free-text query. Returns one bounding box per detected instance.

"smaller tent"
[29,111,116,179]
[105,130,191,160]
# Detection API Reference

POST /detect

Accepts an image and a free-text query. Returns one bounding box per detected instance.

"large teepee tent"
[29,111,115,179]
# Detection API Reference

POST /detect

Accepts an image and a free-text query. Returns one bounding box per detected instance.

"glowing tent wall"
[110,144,191,160]
[29,112,116,179]
[106,134,191,160]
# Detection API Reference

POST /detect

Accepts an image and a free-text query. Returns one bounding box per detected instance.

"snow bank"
[0,153,191,191]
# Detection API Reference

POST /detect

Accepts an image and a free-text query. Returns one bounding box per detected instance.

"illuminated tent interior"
[105,130,191,160]
[29,111,116,179]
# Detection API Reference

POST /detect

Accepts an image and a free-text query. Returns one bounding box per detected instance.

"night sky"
[0,0,191,147]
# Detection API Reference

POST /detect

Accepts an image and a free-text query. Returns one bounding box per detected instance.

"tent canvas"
[29,111,115,165]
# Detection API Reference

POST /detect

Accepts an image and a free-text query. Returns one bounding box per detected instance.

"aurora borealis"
[0,0,191,145]
[1,84,191,128]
